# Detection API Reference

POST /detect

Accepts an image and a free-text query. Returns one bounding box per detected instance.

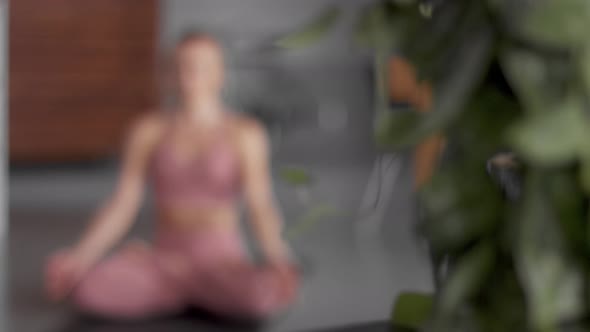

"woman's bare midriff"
[156,203,240,233]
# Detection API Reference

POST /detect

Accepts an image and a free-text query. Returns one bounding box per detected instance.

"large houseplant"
[277,1,590,331]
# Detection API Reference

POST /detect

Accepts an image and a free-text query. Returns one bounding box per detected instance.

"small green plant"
[280,167,313,187]
[279,167,342,239]
[278,1,590,331]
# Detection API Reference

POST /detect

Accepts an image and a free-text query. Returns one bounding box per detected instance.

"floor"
[8,158,433,332]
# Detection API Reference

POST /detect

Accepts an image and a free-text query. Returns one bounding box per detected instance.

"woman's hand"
[270,261,300,301]
[266,241,295,265]
[45,249,90,302]
[44,114,163,303]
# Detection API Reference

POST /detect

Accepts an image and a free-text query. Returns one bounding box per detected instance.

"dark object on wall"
[9,0,157,163]
[486,152,523,201]
[233,65,317,129]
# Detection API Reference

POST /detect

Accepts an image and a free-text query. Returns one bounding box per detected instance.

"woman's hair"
[158,28,228,107]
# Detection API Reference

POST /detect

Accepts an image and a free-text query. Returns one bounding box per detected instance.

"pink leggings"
[69,228,300,321]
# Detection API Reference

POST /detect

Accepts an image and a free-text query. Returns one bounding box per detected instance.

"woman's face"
[176,39,224,100]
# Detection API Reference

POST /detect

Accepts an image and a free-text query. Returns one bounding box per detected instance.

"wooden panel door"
[9,0,157,163]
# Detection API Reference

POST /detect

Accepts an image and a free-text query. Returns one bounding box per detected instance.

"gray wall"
[158,0,380,165]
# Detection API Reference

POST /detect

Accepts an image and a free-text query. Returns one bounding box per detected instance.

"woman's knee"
[71,274,124,318]
[69,262,171,320]
[72,279,169,320]
[242,293,276,319]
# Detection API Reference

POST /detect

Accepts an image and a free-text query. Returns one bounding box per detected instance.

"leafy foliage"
[279,167,343,239]
[279,167,313,186]
[278,0,590,331]
[392,292,435,329]
[284,203,342,239]
[274,7,341,49]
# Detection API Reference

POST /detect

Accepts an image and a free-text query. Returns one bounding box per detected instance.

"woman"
[45,32,300,322]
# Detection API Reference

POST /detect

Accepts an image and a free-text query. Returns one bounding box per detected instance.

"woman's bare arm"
[237,118,291,264]
[388,58,445,189]
[415,135,445,189]
[412,83,446,189]
[72,114,162,268]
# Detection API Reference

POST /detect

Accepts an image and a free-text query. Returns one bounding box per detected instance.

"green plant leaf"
[578,138,590,194]
[437,242,496,316]
[514,171,585,331]
[578,46,590,96]
[275,7,340,49]
[581,155,590,194]
[354,2,394,49]
[547,171,587,255]
[500,47,551,115]
[453,83,522,159]
[280,167,313,186]
[391,292,434,329]
[389,0,416,5]
[376,22,494,149]
[374,111,423,149]
[284,204,343,239]
[419,164,503,253]
[403,0,474,82]
[475,268,528,332]
[354,1,418,50]
[521,0,590,48]
[507,97,588,166]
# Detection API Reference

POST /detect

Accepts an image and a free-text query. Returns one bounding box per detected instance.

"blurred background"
[8,0,432,331]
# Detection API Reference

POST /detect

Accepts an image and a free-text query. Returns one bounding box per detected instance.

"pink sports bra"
[150,126,241,208]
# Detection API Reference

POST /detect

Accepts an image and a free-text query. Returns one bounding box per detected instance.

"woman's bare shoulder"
[227,113,270,157]
[126,111,171,146]
[132,110,169,129]
[229,112,266,138]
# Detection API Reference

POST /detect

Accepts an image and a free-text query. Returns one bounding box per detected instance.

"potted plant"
[277,1,590,331]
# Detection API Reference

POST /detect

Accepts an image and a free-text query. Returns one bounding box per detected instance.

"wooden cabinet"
[9,0,157,163]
